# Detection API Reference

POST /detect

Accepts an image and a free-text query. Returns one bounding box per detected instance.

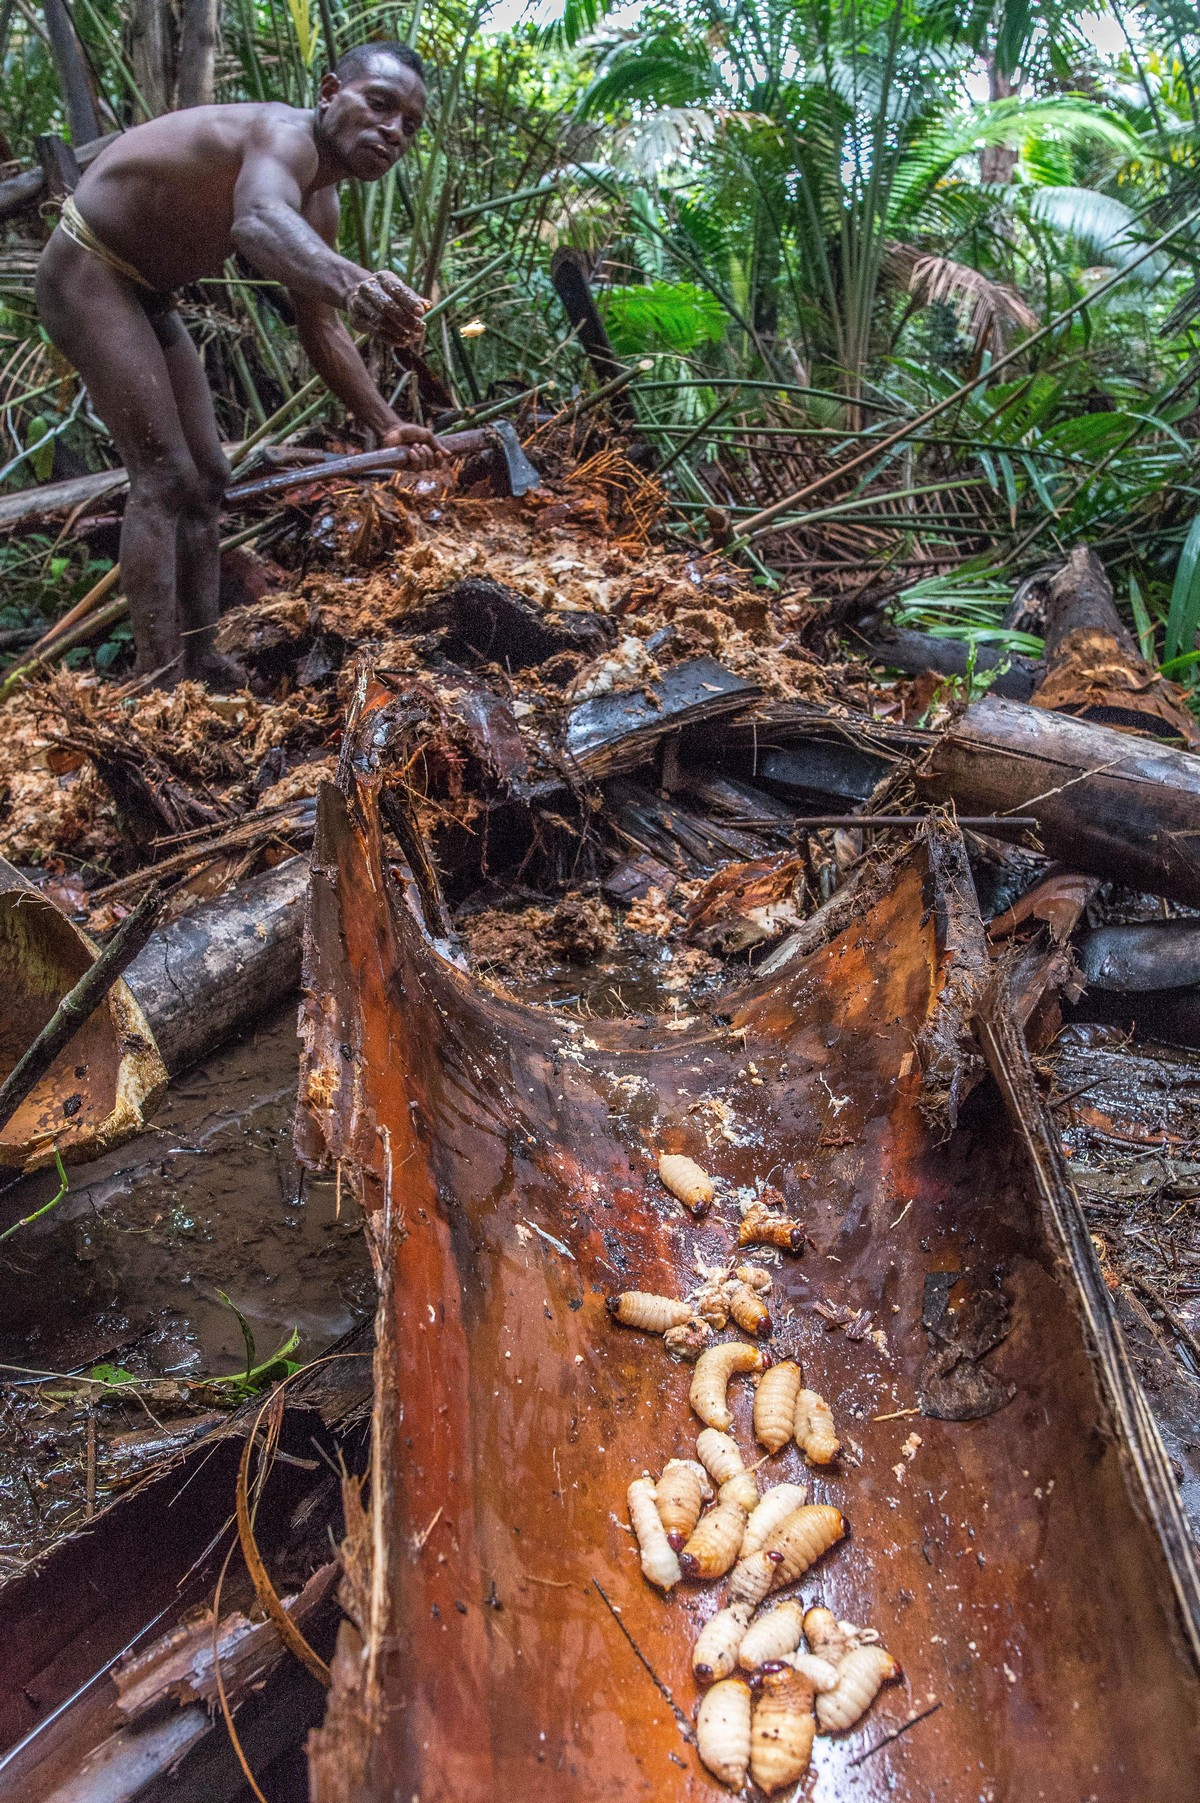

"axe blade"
[485,420,543,497]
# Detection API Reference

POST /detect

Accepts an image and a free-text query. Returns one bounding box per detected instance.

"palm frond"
[885,244,1038,355]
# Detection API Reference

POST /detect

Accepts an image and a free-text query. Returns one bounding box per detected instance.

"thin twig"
[592,1578,694,1744]
[849,1699,942,1765]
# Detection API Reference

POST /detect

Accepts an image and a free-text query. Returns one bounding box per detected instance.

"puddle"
[0,1004,372,1565]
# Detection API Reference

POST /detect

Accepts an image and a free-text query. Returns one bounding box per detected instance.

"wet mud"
[0,1004,372,1567]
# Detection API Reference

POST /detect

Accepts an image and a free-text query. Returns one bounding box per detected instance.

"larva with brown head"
[738,1599,805,1670]
[749,1663,819,1794]
[739,1197,805,1252]
[729,1503,844,1606]
[679,1498,749,1579]
[655,1458,711,1549]
[727,1547,780,1610]
[741,1482,808,1557]
[693,1602,753,1682]
[767,1502,846,1590]
[658,1152,715,1215]
[626,1477,681,1592]
[754,1359,803,1454]
[728,1280,772,1338]
[816,1644,902,1732]
[690,1341,771,1432]
[696,1677,752,1789]
[794,1387,840,1464]
[606,1291,692,1333]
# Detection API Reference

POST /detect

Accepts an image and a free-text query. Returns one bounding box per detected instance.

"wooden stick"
[0,883,162,1135]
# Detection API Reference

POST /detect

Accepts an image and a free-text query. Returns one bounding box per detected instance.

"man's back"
[74,103,321,292]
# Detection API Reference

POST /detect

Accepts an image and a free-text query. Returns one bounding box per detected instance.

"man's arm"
[230,118,425,344]
[291,188,441,461]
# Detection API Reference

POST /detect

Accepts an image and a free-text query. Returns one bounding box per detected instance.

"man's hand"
[347,270,428,348]
[381,421,446,470]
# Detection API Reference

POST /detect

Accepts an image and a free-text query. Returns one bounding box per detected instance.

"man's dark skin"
[35,46,441,685]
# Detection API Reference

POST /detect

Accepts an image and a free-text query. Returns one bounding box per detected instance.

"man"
[35,41,442,687]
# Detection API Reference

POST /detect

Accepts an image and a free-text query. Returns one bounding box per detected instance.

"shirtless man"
[35,41,442,686]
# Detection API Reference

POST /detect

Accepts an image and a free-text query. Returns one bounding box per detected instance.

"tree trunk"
[1033,544,1199,745]
[177,0,218,107]
[979,54,1017,184]
[123,856,307,1075]
[40,0,102,144]
[129,0,176,119]
[918,694,1200,906]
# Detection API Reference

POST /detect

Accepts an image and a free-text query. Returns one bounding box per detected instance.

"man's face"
[320,56,426,180]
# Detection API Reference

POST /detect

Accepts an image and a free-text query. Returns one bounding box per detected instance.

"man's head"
[317,42,427,180]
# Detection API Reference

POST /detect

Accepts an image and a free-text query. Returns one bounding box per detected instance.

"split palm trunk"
[295,718,1200,1799]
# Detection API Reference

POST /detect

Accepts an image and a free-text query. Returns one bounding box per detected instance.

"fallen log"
[295,754,1200,1800]
[0,468,128,536]
[1078,920,1200,992]
[123,855,307,1075]
[853,619,1043,701]
[1034,544,1198,744]
[0,860,165,1171]
[918,693,1200,907]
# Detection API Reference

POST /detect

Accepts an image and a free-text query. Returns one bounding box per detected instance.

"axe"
[223,419,542,508]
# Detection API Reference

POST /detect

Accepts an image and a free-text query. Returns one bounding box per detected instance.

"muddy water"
[0,1005,372,1563]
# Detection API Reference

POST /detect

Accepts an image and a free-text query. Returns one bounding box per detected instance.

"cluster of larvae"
[611,1190,902,1793]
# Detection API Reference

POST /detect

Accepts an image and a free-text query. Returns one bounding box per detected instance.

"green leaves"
[600,279,728,354]
[1164,515,1200,664]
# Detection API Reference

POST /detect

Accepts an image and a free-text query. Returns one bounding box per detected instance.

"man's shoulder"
[243,101,318,144]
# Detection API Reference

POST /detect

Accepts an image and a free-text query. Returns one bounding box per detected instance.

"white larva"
[741,1483,808,1557]
[727,1281,772,1339]
[658,1152,715,1215]
[794,1387,840,1464]
[816,1644,902,1732]
[749,1664,818,1794]
[738,1599,805,1670]
[727,1547,779,1610]
[754,1360,803,1454]
[690,1341,771,1432]
[696,1677,753,1789]
[728,1502,844,1607]
[695,1428,750,1488]
[626,1477,681,1592]
[655,1458,712,1549]
[767,1503,846,1590]
[606,1290,692,1333]
[693,1602,753,1682]
[738,1197,804,1252]
[802,1605,854,1665]
[735,1263,772,1292]
[717,1470,761,1513]
[785,1651,841,1692]
[679,1498,749,1580]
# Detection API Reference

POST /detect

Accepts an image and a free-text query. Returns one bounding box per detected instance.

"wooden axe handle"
[223,430,495,507]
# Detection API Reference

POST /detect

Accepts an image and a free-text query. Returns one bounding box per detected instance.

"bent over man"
[35,41,440,686]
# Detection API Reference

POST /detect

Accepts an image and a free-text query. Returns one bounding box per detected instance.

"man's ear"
[319,72,340,101]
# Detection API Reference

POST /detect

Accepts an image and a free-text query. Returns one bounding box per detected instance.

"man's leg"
[35,233,202,681]
[158,318,238,684]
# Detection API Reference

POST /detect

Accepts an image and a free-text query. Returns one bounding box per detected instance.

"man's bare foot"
[183,648,246,692]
